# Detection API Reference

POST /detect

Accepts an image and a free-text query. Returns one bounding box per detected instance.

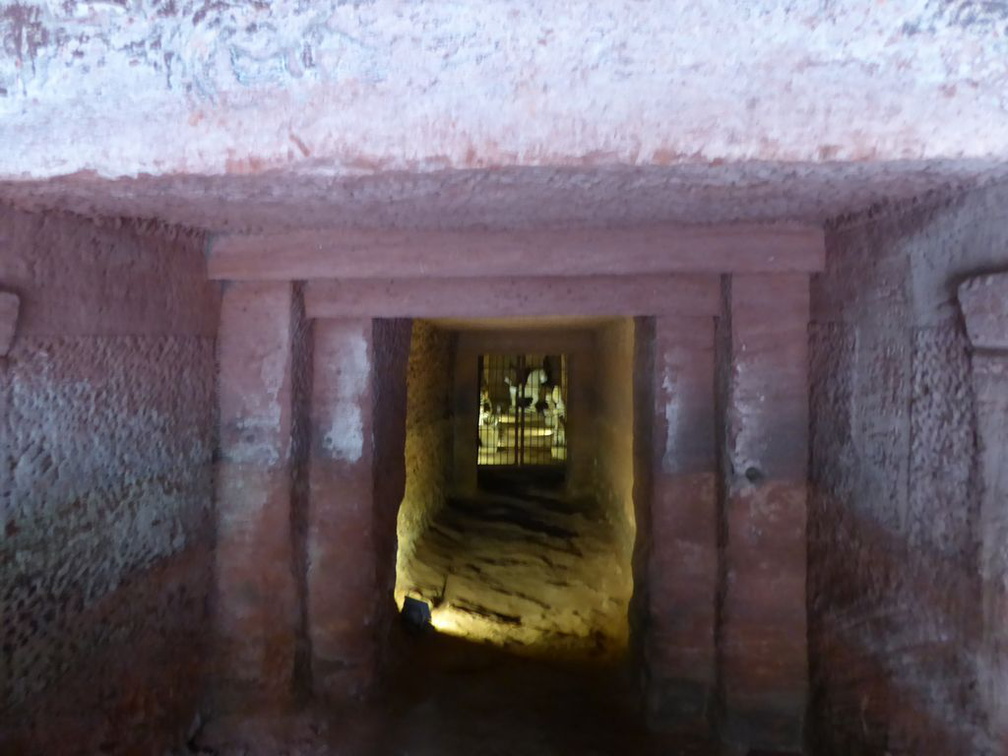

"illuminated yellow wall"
[589,320,638,634]
[394,321,456,605]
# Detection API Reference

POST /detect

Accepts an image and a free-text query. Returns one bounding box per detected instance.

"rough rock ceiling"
[1,1,1006,231]
[3,1,1008,176]
[1,162,1006,233]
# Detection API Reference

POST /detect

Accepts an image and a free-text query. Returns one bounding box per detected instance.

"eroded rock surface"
[397,480,633,660]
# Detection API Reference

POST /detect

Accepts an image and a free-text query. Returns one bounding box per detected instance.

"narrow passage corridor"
[396,472,632,660]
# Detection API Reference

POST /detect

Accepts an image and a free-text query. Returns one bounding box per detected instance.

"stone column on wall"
[958,273,1008,752]
[719,274,809,750]
[306,319,409,700]
[645,316,718,730]
[215,281,301,708]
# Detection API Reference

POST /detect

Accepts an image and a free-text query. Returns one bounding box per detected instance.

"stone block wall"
[214,281,303,709]
[719,274,809,751]
[0,206,220,752]
[643,315,718,730]
[306,318,410,701]
[215,297,412,708]
[809,181,1008,754]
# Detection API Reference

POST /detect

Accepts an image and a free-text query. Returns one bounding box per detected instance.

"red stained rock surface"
[808,183,1008,755]
[646,316,719,729]
[214,282,301,709]
[720,275,810,751]
[0,206,219,753]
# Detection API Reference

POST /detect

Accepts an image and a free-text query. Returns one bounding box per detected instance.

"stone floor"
[395,472,633,660]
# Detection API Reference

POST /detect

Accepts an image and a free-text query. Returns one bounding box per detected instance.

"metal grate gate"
[477,353,567,467]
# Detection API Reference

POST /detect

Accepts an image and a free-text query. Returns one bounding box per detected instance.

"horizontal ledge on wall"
[303,275,721,320]
[209,224,825,281]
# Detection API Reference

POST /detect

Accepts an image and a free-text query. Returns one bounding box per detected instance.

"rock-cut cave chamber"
[3,4,1008,755]
[4,178,1008,756]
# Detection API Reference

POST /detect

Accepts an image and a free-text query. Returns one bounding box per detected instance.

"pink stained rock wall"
[214,281,303,709]
[644,315,718,731]
[0,205,220,752]
[808,181,1008,754]
[306,318,410,701]
[718,274,810,751]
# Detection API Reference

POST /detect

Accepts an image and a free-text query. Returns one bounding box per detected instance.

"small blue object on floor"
[402,596,432,633]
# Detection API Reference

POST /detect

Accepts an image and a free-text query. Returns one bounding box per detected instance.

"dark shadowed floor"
[194,631,718,756]
[193,473,719,755]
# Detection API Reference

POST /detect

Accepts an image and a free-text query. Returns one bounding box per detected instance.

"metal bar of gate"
[516,354,525,466]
